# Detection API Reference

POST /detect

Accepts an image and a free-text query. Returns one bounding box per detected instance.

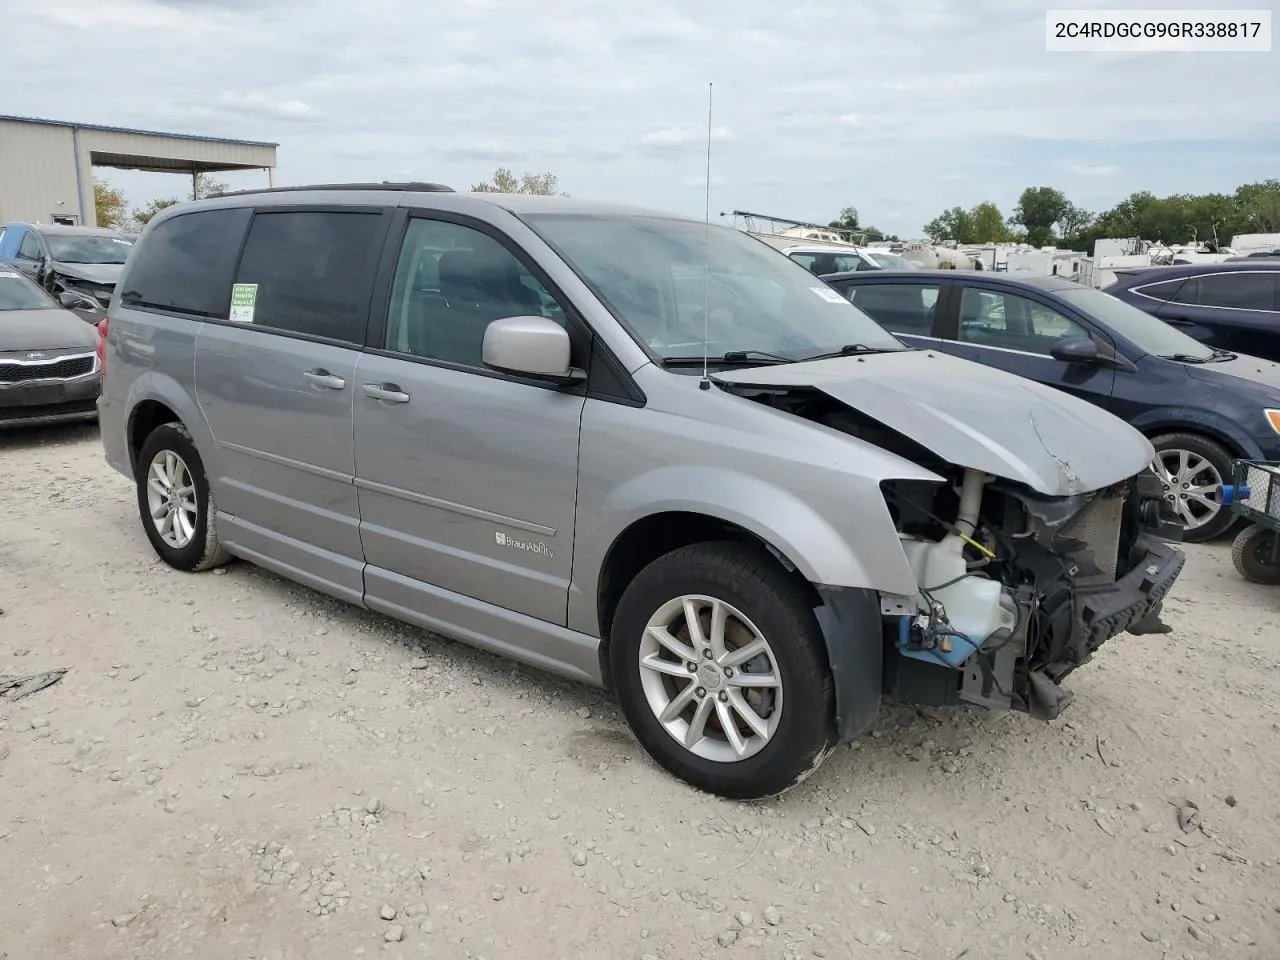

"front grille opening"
[0,399,98,422]
[0,356,95,383]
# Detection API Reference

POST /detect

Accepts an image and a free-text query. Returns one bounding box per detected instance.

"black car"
[0,222,132,322]
[0,269,100,428]
[1103,261,1280,363]
[822,269,1280,542]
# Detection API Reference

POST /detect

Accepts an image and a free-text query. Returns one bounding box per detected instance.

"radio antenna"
[699,82,714,391]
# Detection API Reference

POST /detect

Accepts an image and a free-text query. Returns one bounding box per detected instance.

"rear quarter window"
[120,208,251,318]
[1134,278,1188,302]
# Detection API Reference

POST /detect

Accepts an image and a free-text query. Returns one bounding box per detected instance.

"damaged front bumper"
[814,472,1188,740]
[1021,533,1185,719]
[1053,534,1184,679]
[885,478,1187,722]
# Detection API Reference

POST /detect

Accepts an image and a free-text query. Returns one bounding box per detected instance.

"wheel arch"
[594,512,886,744]
[127,399,182,477]
[122,372,214,479]
[595,511,819,649]
[1130,411,1253,458]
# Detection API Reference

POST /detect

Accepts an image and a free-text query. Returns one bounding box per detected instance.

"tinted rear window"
[1194,272,1278,311]
[232,211,386,343]
[120,209,251,318]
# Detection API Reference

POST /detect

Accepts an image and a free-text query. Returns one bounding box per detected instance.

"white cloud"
[216,91,321,121]
[1068,164,1120,177]
[681,175,727,188]
[640,124,734,148]
[3,0,1276,235]
[777,112,858,130]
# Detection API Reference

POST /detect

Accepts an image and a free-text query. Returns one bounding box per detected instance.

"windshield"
[0,270,57,311]
[521,214,905,360]
[1056,287,1215,360]
[45,233,133,264]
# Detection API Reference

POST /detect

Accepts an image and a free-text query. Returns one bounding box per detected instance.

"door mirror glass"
[483,315,581,380]
[1049,336,1100,364]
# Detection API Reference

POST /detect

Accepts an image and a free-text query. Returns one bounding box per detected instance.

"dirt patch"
[1,425,1277,959]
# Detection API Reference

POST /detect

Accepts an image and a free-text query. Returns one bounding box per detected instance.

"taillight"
[96,317,109,375]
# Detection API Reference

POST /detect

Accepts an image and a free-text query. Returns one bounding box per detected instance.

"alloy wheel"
[638,594,783,763]
[1151,448,1223,532]
[146,450,198,549]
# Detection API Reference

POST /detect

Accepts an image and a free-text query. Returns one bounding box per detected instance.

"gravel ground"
[1,423,1278,960]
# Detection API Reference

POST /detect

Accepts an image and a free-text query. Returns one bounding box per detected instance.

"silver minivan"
[98,184,1185,798]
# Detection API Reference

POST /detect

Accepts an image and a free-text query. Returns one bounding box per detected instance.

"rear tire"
[1149,432,1235,543]
[135,422,231,572]
[609,541,836,799]
[1231,524,1280,585]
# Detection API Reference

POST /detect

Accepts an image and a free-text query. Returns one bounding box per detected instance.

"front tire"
[1231,524,1280,585]
[1150,432,1235,543]
[609,541,836,799]
[135,422,231,572]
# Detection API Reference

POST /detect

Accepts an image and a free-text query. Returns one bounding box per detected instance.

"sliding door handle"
[303,369,346,390]
[361,382,410,403]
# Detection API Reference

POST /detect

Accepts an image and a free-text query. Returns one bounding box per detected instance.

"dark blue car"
[1103,261,1280,363]
[821,269,1280,543]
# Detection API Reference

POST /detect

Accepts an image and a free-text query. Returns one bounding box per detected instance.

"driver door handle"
[362,382,411,403]
[303,369,346,390]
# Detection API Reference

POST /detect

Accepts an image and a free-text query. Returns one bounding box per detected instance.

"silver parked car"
[98,184,1185,798]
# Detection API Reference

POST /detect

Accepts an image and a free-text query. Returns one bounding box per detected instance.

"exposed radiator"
[1033,492,1125,580]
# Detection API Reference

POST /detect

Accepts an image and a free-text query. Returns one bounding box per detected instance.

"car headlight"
[1266,409,1280,435]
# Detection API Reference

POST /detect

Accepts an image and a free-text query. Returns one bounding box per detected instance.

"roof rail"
[210,181,455,199]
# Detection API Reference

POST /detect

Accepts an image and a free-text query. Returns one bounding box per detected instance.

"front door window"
[957,288,1089,355]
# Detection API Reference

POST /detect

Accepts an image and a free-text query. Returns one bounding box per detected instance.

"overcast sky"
[5,0,1278,236]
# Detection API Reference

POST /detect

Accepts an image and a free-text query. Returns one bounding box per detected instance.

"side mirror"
[59,290,99,311]
[482,316,584,383]
[1050,337,1101,364]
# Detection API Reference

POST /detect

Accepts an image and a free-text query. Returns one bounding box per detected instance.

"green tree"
[94,178,128,229]
[1232,179,1280,234]
[827,206,860,232]
[969,202,1011,243]
[825,206,896,243]
[192,172,230,200]
[131,198,180,228]
[1055,201,1095,247]
[861,227,900,243]
[1010,186,1069,247]
[471,166,564,195]
[923,206,976,243]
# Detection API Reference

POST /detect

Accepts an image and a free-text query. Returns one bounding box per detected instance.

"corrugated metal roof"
[0,114,279,148]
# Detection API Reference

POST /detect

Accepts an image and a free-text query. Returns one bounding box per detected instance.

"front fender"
[591,464,920,595]
[1126,406,1250,455]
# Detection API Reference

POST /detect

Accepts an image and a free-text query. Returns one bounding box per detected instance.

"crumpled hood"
[714,349,1154,496]
[1184,352,1280,393]
[50,261,123,286]
[0,308,98,352]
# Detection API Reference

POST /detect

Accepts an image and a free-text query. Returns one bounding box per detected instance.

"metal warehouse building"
[0,114,278,227]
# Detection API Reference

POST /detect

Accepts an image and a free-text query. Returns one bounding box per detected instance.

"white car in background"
[864,250,919,270]
[775,244,882,276]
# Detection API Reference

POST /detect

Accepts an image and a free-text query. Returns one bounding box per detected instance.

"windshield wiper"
[1159,353,1209,363]
[661,350,791,366]
[803,343,903,361]
[1208,348,1238,361]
